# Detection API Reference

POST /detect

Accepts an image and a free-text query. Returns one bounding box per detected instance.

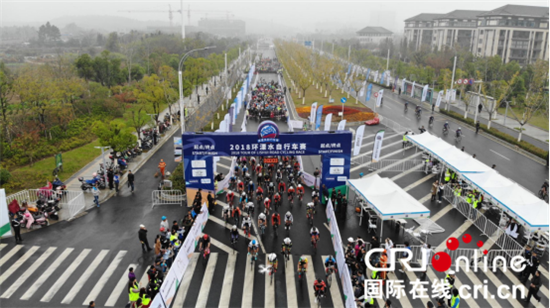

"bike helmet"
[232,225,237,231]
[162,216,166,220]
[265,197,270,202]
[348,237,354,243]
[277,169,281,172]
[242,212,248,218]
[203,234,209,240]
[445,121,448,124]
[252,239,257,245]
[284,237,292,245]
[92,172,97,177]
[286,211,291,217]
[289,186,294,190]
[458,127,461,130]
[298,184,302,188]
[268,253,277,262]
[269,182,274,187]
[259,213,266,219]
[223,205,229,211]
[299,256,307,262]
[307,202,314,208]
[250,181,253,185]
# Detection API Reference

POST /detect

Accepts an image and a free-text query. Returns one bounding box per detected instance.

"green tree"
[92,119,137,152]
[134,74,164,123]
[105,32,120,53]
[37,22,61,45]
[74,54,95,81]
[93,50,123,87]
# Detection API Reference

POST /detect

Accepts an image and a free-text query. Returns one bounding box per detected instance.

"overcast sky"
[1,0,548,33]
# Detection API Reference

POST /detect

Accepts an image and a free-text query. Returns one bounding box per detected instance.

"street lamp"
[178,46,216,133]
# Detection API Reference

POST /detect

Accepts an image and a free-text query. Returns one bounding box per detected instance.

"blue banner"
[366,84,373,101]
[381,72,385,85]
[315,105,324,130]
[347,64,352,75]
[366,68,371,81]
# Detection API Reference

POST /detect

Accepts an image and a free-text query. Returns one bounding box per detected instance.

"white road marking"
[490,149,510,161]
[173,253,199,307]
[304,254,317,308]
[415,204,453,233]
[285,256,298,308]
[426,267,480,308]
[322,255,344,308]
[403,174,435,192]
[435,221,473,252]
[61,249,109,304]
[208,235,233,254]
[104,263,136,307]
[396,260,430,307]
[41,249,91,302]
[83,250,127,305]
[213,201,265,254]
[0,245,23,267]
[242,253,256,308]
[0,246,39,287]
[386,271,414,307]
[0,243,7,251]
[265,258,275,308]
[196,253,218,308]
[1,247,56,298]
[219,253,237,308]
[138,269,149,289]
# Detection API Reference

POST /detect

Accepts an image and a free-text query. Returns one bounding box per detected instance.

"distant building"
[356,27,393,45]
[186,19,245,37]
[403,4,549,64]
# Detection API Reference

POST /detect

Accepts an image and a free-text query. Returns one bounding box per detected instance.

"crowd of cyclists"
[247,79,289,122]
[402,101,463,142]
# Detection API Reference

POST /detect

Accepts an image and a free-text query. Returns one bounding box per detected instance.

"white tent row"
[348,174,431,239]
[463,170,549,231]
[406,132,549,231]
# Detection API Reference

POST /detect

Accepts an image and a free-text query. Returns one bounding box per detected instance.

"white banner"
[324,113,332,131]
[445,89,451,102]
[224,111,231,128]
[359,87,364,97]
[451,89,457,102]
[373,71,379,83]
[213,156,219,175]
[289,120,304,130]
[401,78,406,92]
[411,81,415,97]
[376,89,384,107]
[353,125,366,156]
[386,72,391,87]
[337,120,346,131]
[241,115,247,132]
[0,189,11,238]
[310,102,317,124]
[219,120,226,132]
[371,130,385,162]
[303,172,316,188]
[436,90,444,107]
[421,84,429,102]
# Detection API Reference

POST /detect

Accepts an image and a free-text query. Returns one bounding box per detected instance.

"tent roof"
[348,175,430,220]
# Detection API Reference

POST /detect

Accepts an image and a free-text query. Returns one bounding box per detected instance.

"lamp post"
[178,46,216,133]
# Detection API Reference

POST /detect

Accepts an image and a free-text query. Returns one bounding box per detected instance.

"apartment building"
[356,26,393,45]
[403,4,549,64]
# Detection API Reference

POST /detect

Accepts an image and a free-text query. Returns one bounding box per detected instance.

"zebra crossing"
[0,243,345,307]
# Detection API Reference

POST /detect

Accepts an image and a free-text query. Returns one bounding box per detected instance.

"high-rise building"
[432,10,487,51]
[404,14,444,51]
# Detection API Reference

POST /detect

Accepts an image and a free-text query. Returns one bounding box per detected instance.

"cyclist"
[287,185,295,203]
[310,226,320,245]
[226,190,235,205]
[419,126,426,133]
[198,234,211,253]
[230,225,239,244]
[222,205,231,222]
[456,127,462,138]
[284,211,293,230]
[325,255,337,276]
[415,105,422,116]
[239,192,248,208]
[313,278,327,299]
[268,253,279,273]
[296,171,304,185]
[268,182,275,196]
[297,255,308,276]
[404,101,409,110]
[250,157,256,170]
[241,213,252,237]
[245,201,255,216]
[258,212,267,232]
[248,239,259,261]
[232,205,242,226]
[229,175,237,189]
[288,171,294,184]
[296,184,305,201]
[237,180,245,194]
[273,192,281,209]
[306,202,315,218]
[272,211,281,230]
[278,181,286,195]
[429,115,435,125]
[255,163,262,175]
[242,165,249,176]
[275,169,283,182]
[244,172,251,184]
[267,162,274,177]
[443,121,450,133]
[256,186,264,202]
[264,197,272,215]
[282,237,293,256]
[293,160,300,174]
[234,164,240,177]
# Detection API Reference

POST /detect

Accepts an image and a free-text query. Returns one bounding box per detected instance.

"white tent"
[406,133,491,173]
[463,170,549,231]
[348,175,431,238]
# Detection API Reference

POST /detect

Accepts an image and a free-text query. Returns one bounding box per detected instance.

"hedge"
[440,109,548,159]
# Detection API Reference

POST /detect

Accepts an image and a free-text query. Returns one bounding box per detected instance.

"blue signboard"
[304,41,312,47]
[182,122,352,203]
[315,105,324,130]
[366,84,373,101]
[340,97,347,103]
[381,72,386,85]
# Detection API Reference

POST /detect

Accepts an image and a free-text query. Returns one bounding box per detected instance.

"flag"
[371,130,385,162]
[436,90,444,107]
[374,71,379,83]
[359,87,365,97]
[366,84,373,101]
[353,125,366,156]
[376,89,384,107]
[324,113,333,131]
[411,81,415,97]
[421,84,429,102]
[445,89,451,102]
[315,105,324,130]
[366,68,371,81]
[451,89,456,102]
[381,72,385,85]
[401,78,406,93]
[337,120,346,130]
[310,102,317,124]
[394,76,398,89]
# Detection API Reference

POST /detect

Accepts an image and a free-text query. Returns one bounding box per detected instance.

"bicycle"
[52,163,63,177]
[283,248,291,266]
[243,224,251,238]
[538,188,549,202]
[250,252,258,270]
[298,266,307,279]
[416,111,421,120]
[325,266,336,288]
[231,235,238,253]
[311,235,318,252]
[288,194,294,209]
[307,210,314,226]
[270,265,276,285]
[443,127,449,136]
[315,291,324,308]
[273,223,279,237]
[455,133,462,143]
[404,104,408,112]
[200,247,210,266]
[259,222,266,235]
[298,192,303,207]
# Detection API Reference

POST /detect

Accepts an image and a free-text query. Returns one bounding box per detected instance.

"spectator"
[138,225,152,252]
[114,172,120,193]
[127,170,135,193]
[128,267,136,281]
[107,168,114,190]
[11,214,22,244]
[431,180,439,201]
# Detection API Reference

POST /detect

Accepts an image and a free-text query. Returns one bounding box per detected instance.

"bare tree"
[478,71,519,129]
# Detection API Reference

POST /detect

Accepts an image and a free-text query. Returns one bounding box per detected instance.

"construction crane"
[118,5,234,27]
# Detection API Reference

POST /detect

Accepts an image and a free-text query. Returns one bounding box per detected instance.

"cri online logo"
[257,120,279,143]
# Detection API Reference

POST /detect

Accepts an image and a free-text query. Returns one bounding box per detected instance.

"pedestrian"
[525,270,542,302]
[182,211,194,241]
[205,86,209,95]
[128,170,135,193]
[371,235,380,249]
[107,168,114,190]
[478,103,482,113]
[158,159,167,179]
[154,235,162,256]
[385,299,392,308]
[114,172,120,193]
[160,216,169,234]
[472,154,477,158]
[461,146,465,152]
[475,121,480,134]
[431,180,439,201]
[128,267,136,281]
[92,184,100,207]
[422,244,432,279]
[138,225,153,252]
[398,87,402,95]
[438,182,445,203]
[427,302,434,308]
[88,301,95,308]
[128,278,140,308]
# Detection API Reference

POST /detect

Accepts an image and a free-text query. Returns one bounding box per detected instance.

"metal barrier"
[352,158,424,172]
[445,248,478,266]
[7,189,86,221]
[6,190,31,206]
[484,249,523,271]
[380,116,410,134]
[152,190,185,208]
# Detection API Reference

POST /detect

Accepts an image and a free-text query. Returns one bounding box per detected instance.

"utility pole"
[95,146,110,185]
[225,52,228,108]
[386,49,390,71]
[448,56,457,111]
[147,114,159,135]
[474,81,482,124]
[180,0,185,39]
[503,101,509,126]
[348,45,351,62]
[332,42,334,54]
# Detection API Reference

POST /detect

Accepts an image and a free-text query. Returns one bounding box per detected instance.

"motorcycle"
[79,175,106,191]
[117,157,128,171]
[20,209,49,228]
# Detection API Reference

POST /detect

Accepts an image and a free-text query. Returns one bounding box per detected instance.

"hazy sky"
[1,0,548,33]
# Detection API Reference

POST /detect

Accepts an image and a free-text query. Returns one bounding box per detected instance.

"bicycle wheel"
[52,167,59,177]
[327,272,332,288]
[271,268,274,285]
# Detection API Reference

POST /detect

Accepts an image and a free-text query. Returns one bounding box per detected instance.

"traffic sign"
[340,97,347,103]
[457,79,463,85]
[469,79,474,85]
[374,92,379,98]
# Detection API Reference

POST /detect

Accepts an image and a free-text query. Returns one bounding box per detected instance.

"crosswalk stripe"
[219,253,237,308]
[386,271,414,307]
[0,245,24,267]
[480,262,525,307]
[61,249,109,304]
[196,253,219,308]
[83,250,127,305]
[403,173,435,192]
[104,263,136,307]
[397,260,430,307]
[242,254,256,308]
[21,247,74,300]
[322,255,344,308]
[139,270,149,289]
[426,267,480,308]
[173,253,199,307]
[265,258,275,308]
[41,249,91,302]
[208,235,233,254]
[0,243,7,251]
[0,245,39,287]
[495,261,550,305]
[304,254,317,308]
[285,257,298,308]
[457,262,500,307]
[1,247,56,298]
[435,221,473,252]
[415,205,453,233]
